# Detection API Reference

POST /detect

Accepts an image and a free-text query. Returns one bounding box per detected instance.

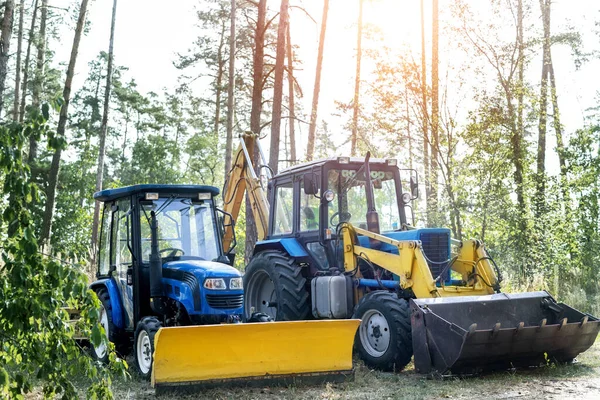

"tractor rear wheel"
[243,250,310,321]
[353,291,413,372]
[134,316,162,380]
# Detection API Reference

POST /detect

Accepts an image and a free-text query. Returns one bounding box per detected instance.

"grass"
[110,339,600,400]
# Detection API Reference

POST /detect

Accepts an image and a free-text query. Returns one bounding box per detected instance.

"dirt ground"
[112,339,600,400]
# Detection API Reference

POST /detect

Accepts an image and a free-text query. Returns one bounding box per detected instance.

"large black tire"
[243,250,310,321]
[134,317,162,380]
[92,288,128,362]
[352,291,413,372]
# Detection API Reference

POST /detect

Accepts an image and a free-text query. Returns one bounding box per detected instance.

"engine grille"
[206,294,244,309]
[420,231,450,281]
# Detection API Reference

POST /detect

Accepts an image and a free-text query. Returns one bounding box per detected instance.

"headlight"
[204,278,226,290]
[229,277,243,289]
[323,189,335,203]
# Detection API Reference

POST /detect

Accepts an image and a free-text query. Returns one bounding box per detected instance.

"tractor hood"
[162,259,241,280]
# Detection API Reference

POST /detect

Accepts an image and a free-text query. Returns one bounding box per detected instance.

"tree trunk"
[19,0,38,124]
[28,0,46,162]
[406,88,412,170]
[0,0,15,117]
[214,20,226,139]
[306,0,329,161]
[224,0,235,178]
[32,0,46,107]
[268,0,288,175]
[549,55,569,297]
[513,0,527,234]
[535,0,550,217]
[245,0,267,264]
[40,0,89,249]
[549,62,567,198]
[420,0,430,225]
[350,0,363,157]
[91,0,117,259]
[12,0,24,121]
[285,19,296,163]
[430,0,439,224]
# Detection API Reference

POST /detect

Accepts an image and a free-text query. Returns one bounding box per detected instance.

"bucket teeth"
[515,322,524,335]
[558,318,568,329]
[490,323,501,338]
[538,318,547,331]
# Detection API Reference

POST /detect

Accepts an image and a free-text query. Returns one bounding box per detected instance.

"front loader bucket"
[410,291,600,375]
[151,319,360,392]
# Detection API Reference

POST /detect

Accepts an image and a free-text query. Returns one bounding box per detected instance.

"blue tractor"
[89,184,242,378]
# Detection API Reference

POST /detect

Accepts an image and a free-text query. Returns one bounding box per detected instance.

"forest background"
[1,0,600,395]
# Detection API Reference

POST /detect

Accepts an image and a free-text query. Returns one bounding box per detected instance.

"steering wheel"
[158,248,185,258]
[330,211,352,226]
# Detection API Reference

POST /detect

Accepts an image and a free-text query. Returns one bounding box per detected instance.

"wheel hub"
[359,309,391,357]
[94,305,109,359]
[246,270,277,319]
[137,331,152,374]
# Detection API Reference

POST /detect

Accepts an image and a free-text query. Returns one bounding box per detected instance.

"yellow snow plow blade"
[152,319,360,391]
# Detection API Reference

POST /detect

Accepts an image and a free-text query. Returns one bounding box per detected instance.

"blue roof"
[94,184,220,202]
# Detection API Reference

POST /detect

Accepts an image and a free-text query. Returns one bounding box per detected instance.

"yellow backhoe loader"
[220,132,599,375]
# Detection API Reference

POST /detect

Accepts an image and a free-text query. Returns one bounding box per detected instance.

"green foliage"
[0,110,126,399]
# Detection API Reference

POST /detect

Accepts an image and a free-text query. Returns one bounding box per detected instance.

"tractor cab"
[255,156,450,280]
[89,184,242,378]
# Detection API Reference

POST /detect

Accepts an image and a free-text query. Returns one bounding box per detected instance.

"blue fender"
[254,238,308,258]
[89,278,124,330]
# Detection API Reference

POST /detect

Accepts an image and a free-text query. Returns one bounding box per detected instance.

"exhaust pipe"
[410,291,600,375]
[150,210,166,314]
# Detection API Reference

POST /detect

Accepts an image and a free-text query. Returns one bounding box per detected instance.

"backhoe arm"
[222,133,270,253]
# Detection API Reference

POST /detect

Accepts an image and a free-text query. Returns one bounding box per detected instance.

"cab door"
[111,198,134,330]
[296,168,331,274]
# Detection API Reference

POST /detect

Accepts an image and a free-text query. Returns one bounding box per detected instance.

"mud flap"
[410,291,600,375]
[151,319,360,390]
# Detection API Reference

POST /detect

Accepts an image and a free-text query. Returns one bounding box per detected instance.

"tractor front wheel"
[91,288,128,361]
[243,251,310,321]
[353,291,413,372]
[134,317,162,380]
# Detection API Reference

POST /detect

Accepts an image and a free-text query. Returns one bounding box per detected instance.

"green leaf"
[41,103,50,120]
[0,367,8,390]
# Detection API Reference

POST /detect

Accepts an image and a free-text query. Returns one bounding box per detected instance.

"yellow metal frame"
[340,224,497,300]
[152,320,360,387]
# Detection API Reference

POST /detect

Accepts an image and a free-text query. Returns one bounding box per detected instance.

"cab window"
[273,183,293,235]
[300,180,319,231]
[97,205,111,276]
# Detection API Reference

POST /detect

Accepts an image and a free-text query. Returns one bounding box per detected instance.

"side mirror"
[217,208,237,254]
[410,174,419,199]
[303,173,319,195]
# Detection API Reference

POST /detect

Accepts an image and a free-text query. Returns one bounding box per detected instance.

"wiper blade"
[341,163,366,193]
